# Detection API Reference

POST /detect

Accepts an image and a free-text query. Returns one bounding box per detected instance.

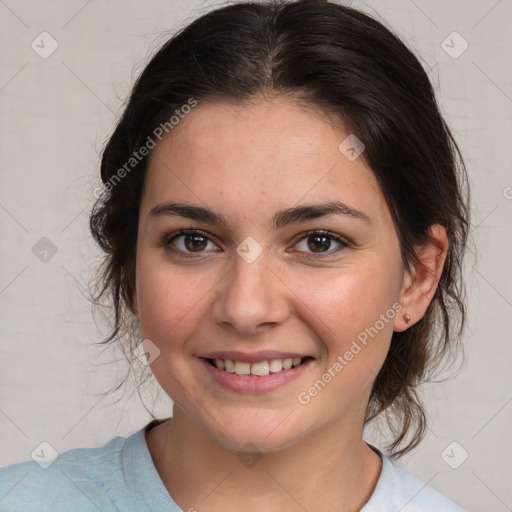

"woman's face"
[134,97,407,451]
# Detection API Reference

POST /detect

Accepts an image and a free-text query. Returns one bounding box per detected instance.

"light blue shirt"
[0,420,465,511]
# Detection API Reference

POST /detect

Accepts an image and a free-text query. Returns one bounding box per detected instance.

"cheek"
[135,255,218,347]
[290,270,398,415]
[290,263,399,367]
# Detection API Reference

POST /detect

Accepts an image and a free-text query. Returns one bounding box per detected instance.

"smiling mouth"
[204,357,313,377]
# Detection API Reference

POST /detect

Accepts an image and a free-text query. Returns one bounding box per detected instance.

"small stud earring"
[403,313,411,324]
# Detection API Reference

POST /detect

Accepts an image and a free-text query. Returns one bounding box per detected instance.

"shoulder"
[388,459,465,511]
[363,451,466,512]
[0,430,137,511]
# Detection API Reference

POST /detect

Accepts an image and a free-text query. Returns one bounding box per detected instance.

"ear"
[394,224,448,332]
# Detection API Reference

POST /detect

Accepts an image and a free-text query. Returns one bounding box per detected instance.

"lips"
[198,351,314,394]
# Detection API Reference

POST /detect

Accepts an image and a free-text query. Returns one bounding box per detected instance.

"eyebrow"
[147,200,371,229]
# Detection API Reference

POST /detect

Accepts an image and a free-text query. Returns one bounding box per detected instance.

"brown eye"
[307,234,332,252]
[293,230,348,256]
[183,233,208,252]
[166,230,217,254]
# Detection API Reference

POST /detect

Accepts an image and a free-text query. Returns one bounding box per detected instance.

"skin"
[132,97,448,512]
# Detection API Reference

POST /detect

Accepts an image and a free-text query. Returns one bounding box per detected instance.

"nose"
[212,250,290,336]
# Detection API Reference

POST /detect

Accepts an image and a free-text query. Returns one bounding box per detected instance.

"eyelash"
[163,229,349,259]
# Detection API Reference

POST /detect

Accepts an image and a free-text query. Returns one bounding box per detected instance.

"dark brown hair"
[89,0,470,458]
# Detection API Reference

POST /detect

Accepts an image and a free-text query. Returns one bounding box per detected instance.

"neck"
[146,407,382,512]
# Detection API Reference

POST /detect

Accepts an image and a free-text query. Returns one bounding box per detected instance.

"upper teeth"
[214,357,303,376]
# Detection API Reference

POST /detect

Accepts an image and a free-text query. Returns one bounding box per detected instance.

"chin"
[206,412,301,453]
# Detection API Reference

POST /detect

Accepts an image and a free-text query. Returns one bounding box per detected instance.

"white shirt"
[0,420,465,511]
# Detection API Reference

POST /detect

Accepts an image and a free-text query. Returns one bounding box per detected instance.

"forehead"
[141,97,388,227]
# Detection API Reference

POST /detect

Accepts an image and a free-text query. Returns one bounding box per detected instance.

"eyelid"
[166,228,213,243]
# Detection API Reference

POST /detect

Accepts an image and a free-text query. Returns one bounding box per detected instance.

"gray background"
[0,1,511,510]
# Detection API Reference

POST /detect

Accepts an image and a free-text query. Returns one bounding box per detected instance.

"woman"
[0,1,469,510]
